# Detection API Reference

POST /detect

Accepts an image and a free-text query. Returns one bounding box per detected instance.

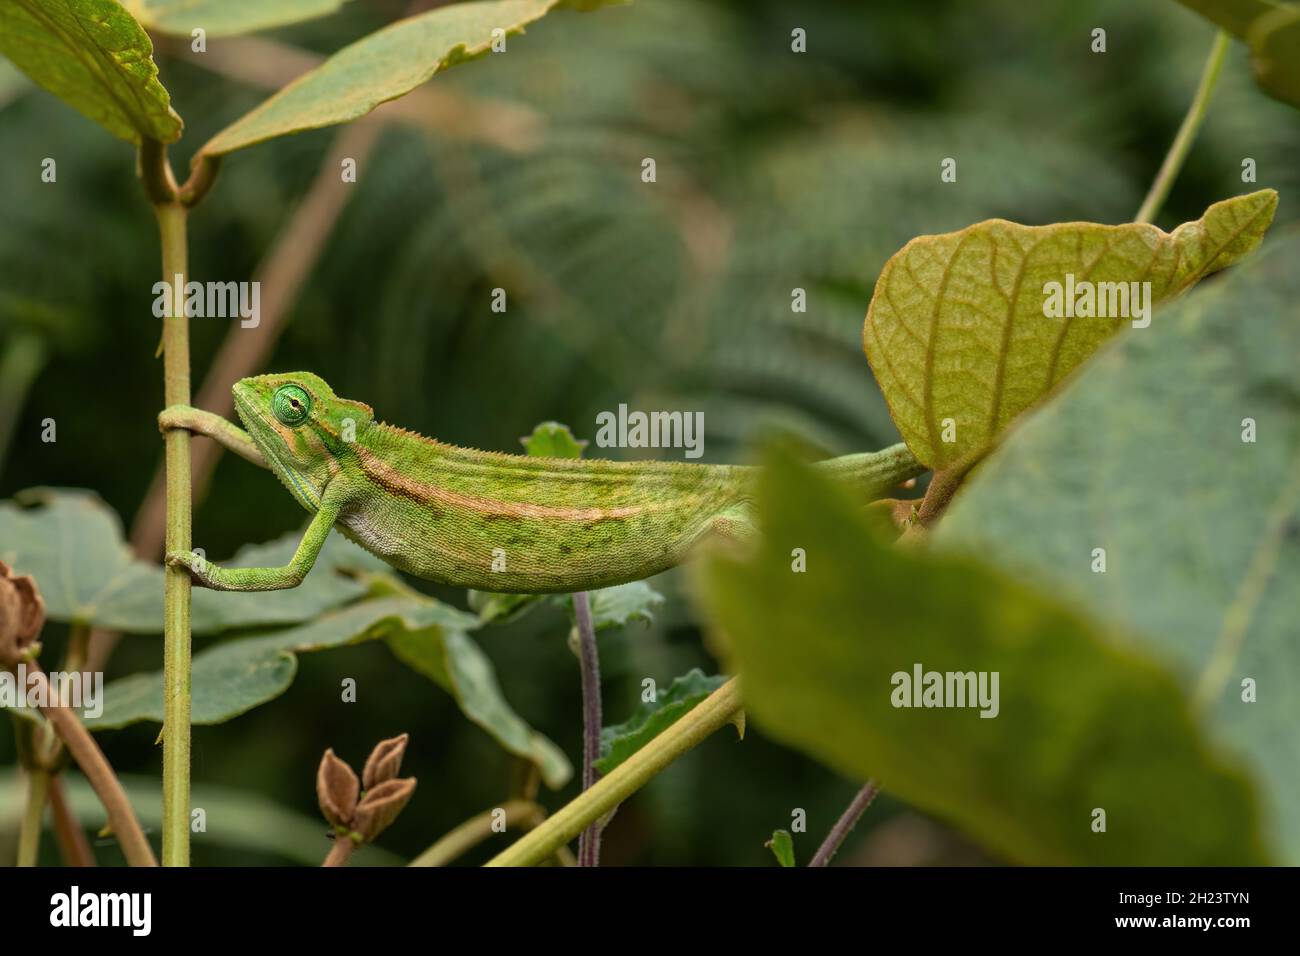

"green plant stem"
[573,591,602,867]
[410,799,544,867]
[63,620,89,677]
[17,767,50,867]
[808,780,879,867]
[486,677,743,867]
[155,189,193,868]
[1134,29,1231,224]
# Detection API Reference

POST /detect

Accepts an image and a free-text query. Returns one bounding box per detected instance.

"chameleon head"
[233,372,374,510]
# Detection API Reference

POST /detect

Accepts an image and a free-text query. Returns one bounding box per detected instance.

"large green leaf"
[198,0,616,158]
[0,489,377,634]
[595,668,725,774]
[84,596,472,728]
[124,0,347,37]
[0,0,181,143]
[0,770,403,865]
[387,625,572,789]
[695,446,1268,865]
[937,228,1300,862]
[82,577,571,786]
[863,191,1276,469]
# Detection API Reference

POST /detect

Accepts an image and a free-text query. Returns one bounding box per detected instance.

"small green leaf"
[520,420,588,459]
[0,0,181,143]
[595,668,725,774]
[124,0,347,37]
[938,228,1300,862]
[863,191,1276,469]
[388,625,572,788]
[695,445,1268,865]
[468,588,544,625]
[572,580,665,632]
[198,0,616,158]
[766,829,795,867]
[0,489,375,633]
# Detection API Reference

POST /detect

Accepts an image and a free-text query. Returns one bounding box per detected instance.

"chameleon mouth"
[231,381,261,430]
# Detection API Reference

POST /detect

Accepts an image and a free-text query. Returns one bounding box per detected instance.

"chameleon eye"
[272,385,312,427]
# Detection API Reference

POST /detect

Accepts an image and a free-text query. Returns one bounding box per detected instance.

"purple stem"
[574,591,602,867]
[809,780,879,867]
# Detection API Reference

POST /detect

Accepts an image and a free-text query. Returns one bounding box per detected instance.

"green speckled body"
[340,426,751,591]
[163,372,924,593]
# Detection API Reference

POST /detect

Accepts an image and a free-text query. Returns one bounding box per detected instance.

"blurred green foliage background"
[1,0,1295,865]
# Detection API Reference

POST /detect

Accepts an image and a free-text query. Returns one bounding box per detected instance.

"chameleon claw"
[157,405,190,434]
[165,549,213,587]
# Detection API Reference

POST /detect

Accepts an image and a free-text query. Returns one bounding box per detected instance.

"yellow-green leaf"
[198,0,616,158]
[125,0,347,37]
[0,0,181,143]
[862,190,1276,469]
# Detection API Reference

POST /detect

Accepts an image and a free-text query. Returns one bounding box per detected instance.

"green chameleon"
[159,372,923,593]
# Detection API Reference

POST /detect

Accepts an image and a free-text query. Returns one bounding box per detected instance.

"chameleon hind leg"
[706,503,757,545]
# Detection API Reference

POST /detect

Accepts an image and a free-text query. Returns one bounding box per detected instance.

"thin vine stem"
[409,799,545,867]
[1134,29,1231,224]
[32,665,157,867]
[486,678,743,867]
[48,775,95,867]
[143,139,194,867]
[573,591,602,867]
[809,780,879,867]
[17,767,50,867]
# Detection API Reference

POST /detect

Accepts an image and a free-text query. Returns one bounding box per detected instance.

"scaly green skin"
[160,372,924,593]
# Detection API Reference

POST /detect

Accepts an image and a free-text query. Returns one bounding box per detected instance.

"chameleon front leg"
[166,493,343,591]
[158,404,267,468]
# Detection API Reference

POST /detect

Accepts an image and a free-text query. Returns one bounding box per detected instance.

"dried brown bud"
[362,733,410,790]
[0,560,44,670]
[316,748,359,829]
[352,778,416,842]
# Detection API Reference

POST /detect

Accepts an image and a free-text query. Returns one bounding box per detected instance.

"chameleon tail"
[814,442,925,500]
